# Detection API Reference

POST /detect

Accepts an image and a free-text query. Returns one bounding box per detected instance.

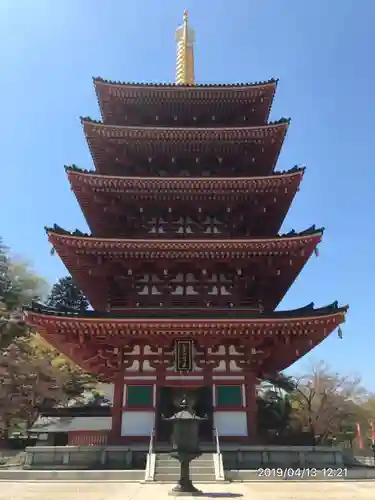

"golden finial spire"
[176,10,195,85]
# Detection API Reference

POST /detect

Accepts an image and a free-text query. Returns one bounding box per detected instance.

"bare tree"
[0,239,47,351]
[0,338,97,435]
[290,361,369,444]
[0,239,96,442]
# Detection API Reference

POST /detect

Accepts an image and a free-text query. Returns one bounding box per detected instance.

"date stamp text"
[256,467,348,480]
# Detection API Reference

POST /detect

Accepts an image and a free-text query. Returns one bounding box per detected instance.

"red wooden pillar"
[110,373,124,444]
[245,372,258,442]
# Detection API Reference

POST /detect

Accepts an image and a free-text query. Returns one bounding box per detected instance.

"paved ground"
[0,481,374,500]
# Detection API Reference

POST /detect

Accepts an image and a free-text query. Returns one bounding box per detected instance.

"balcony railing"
[109,301,265,318]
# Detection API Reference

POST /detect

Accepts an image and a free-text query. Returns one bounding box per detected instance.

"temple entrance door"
[155,387,175,443]
[195,386,214,442]
[53,432,69,446]
[155,386,214,444]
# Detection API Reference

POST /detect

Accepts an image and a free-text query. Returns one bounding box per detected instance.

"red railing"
[68,431,109,446]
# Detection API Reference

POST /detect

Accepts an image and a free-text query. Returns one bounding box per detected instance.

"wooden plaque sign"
[175,340,193,372]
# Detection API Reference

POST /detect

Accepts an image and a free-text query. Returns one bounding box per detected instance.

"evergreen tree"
[46,276,89,311]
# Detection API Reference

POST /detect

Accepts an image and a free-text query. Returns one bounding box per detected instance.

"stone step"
[154,451,216,482]
[155,462,213,467]
[155,460,214,467]
[155,459,213,466]
[156,454,213,459]
[155,455,213,464]
[155,469,215,477]
[156,466,215,471]
[156,461,213,464]
[154,473,216,482]
[156,469,215,473]
[156,464,214,468]
[155,458,214,467]
[156,456,213,459]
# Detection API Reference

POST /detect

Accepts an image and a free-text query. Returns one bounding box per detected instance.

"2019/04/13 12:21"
[256,468,348,479]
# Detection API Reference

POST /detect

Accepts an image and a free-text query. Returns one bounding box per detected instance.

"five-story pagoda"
[25,12,348,446]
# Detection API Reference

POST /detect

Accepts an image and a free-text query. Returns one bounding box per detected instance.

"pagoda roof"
[45,225,323,256]
[81,116,289,137]
[93,77,278,125]
[82,118,289,173]
[65,165,305,194]
[25,300,348,322]
[24,301,347,378]
[66,165,304,237]
[93,76,278,90]
[45,226,322,311]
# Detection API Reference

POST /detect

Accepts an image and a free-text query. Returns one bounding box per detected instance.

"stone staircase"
[154,453,216,482]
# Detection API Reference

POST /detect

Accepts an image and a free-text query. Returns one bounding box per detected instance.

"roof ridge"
[92,77,279,88]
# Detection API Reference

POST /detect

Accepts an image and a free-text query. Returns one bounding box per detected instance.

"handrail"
[148,427,155,456]
[145,427,155,481]
[213,427,225,480]
[214,427,220,456]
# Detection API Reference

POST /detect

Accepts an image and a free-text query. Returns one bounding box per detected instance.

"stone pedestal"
[168,459,202,496]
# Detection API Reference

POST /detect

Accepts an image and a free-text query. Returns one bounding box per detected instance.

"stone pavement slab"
[0,481,374,500]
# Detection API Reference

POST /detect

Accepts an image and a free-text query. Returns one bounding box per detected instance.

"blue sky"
[0,0,374,386]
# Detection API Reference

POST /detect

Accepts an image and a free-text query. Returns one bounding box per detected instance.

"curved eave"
[24,302,347,377]
[44,228,323,312]
[93,77,278,124]
[82,119,289,172]
[66,167,305,194]
[93,77,278,91]
[81,118,289,141]
[45,229,323,254]
[24,305,347,334]
[263,307,348,372]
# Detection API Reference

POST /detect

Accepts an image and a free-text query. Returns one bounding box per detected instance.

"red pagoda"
[25,12,347,446]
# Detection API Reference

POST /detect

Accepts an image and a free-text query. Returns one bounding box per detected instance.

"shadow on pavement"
[200,494,243,498]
